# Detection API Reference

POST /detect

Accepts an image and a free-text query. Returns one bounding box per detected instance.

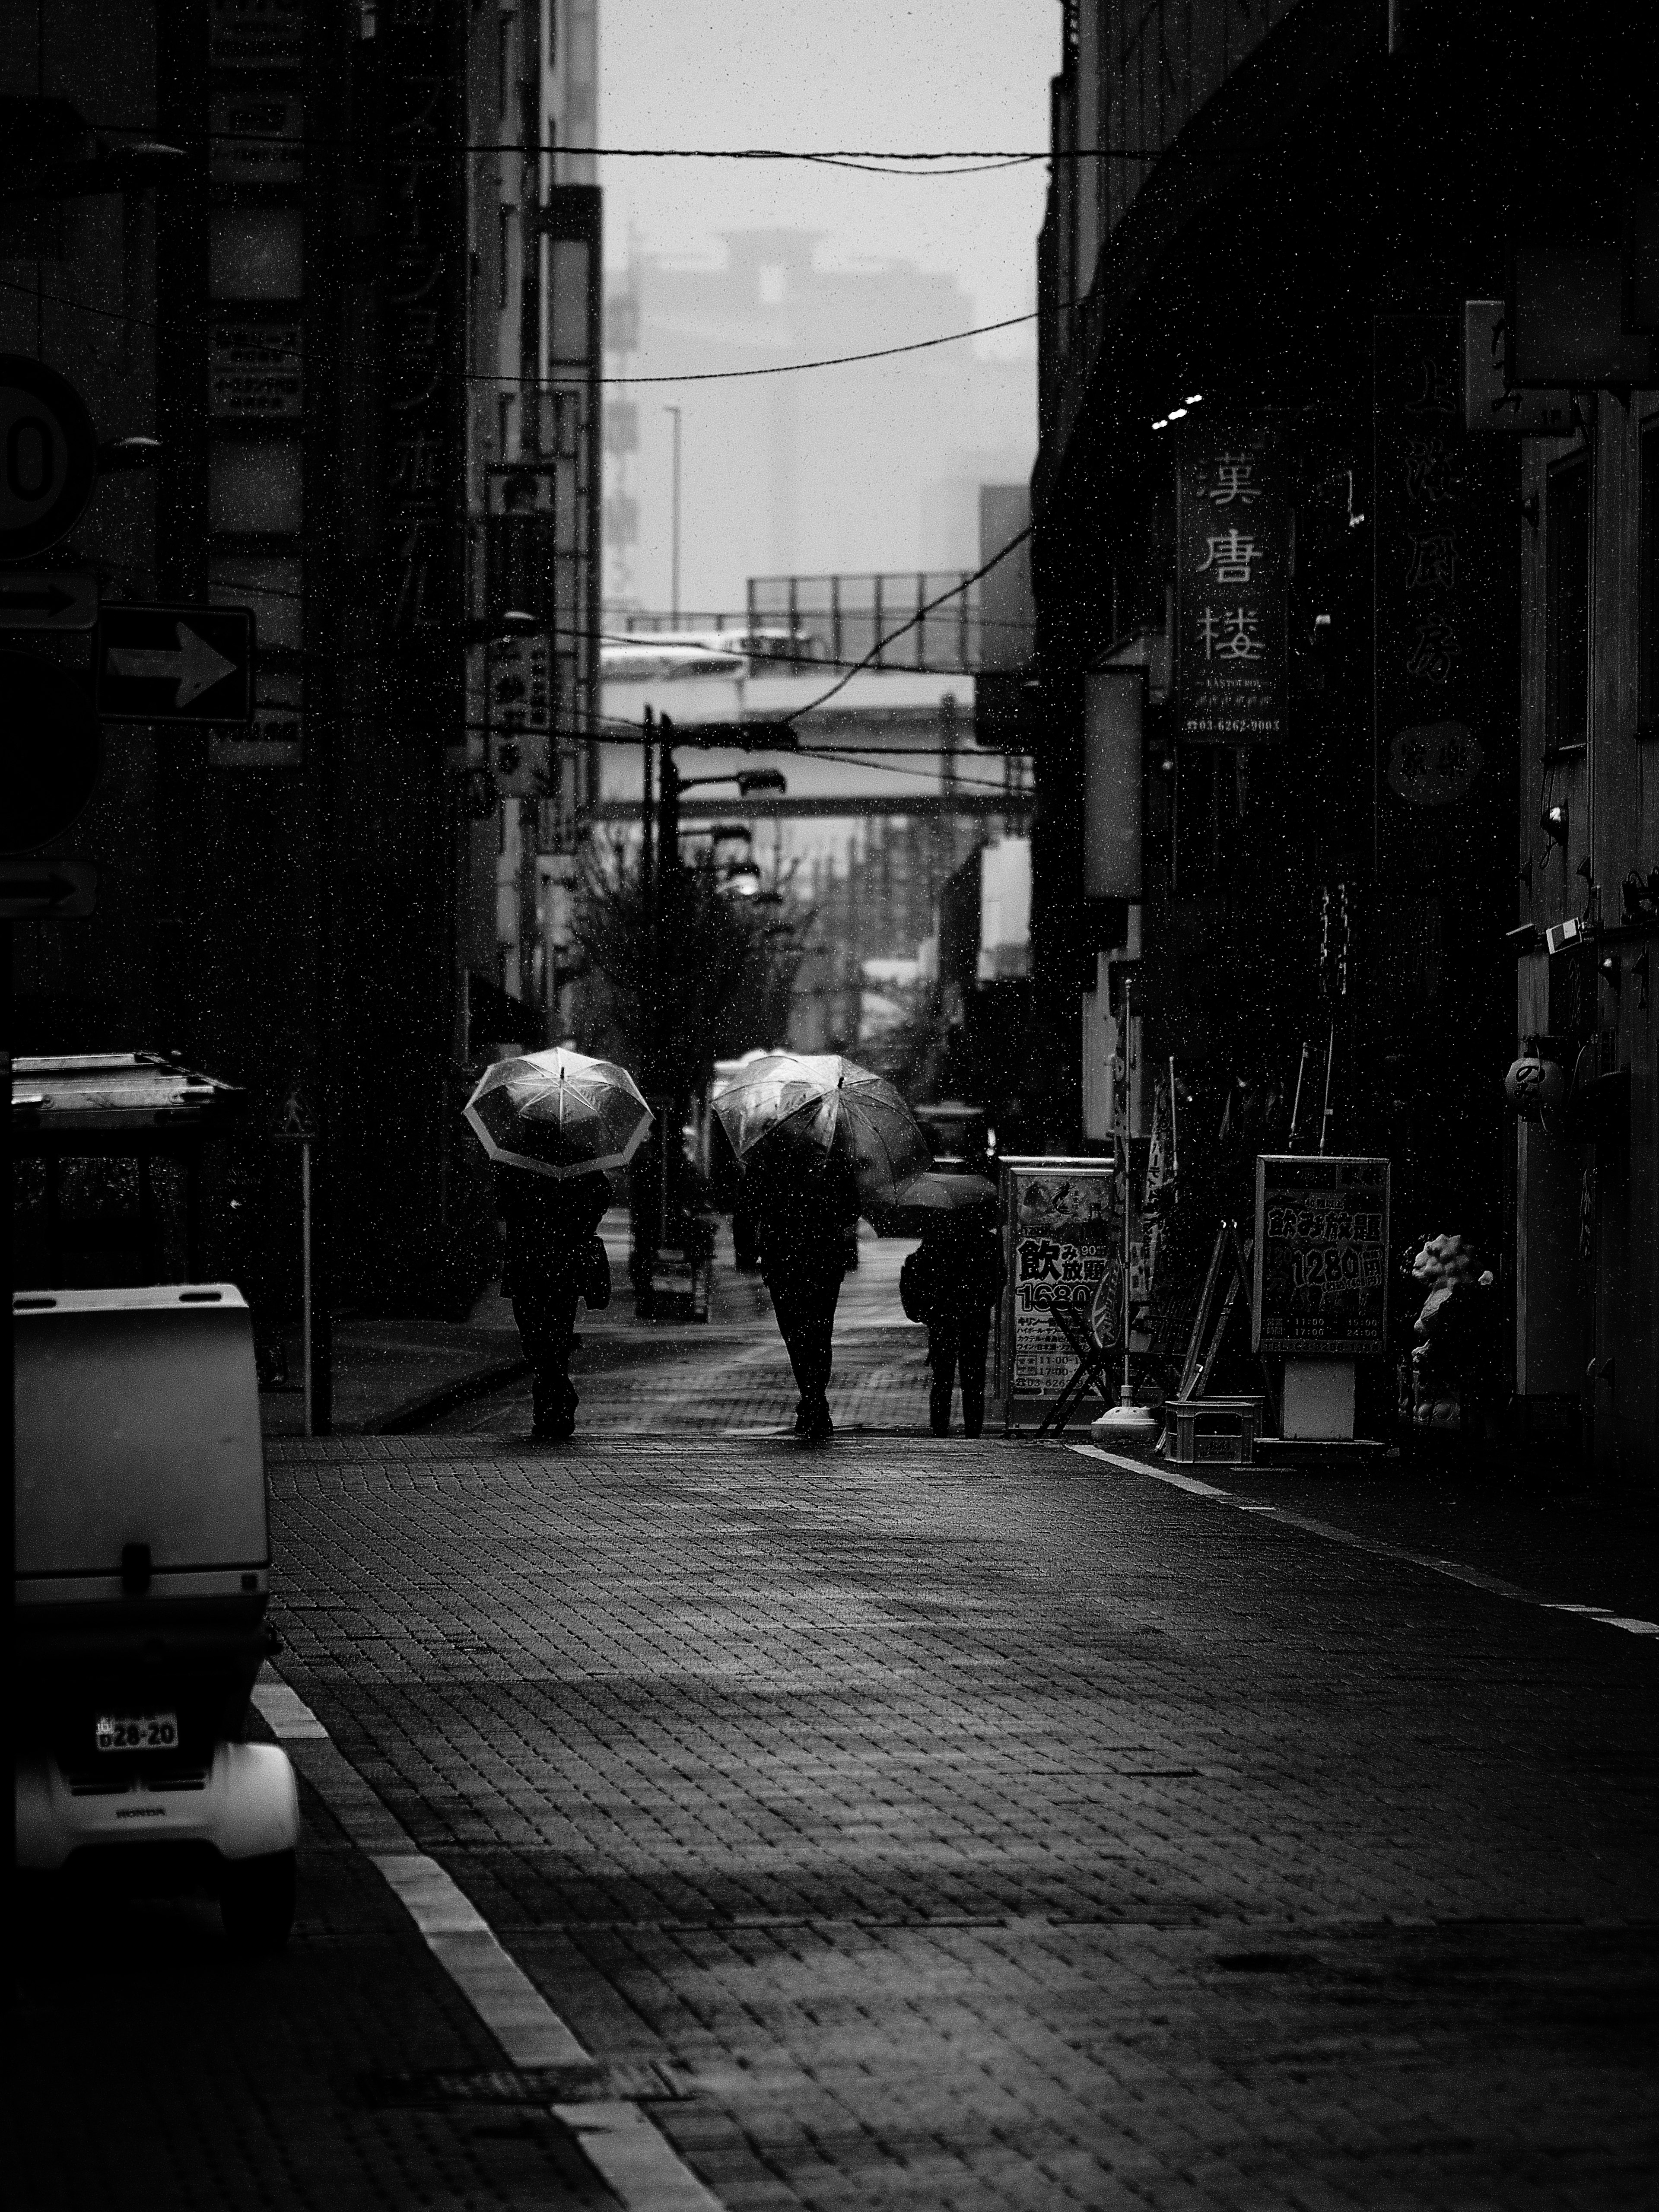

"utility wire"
[0,273,1064,385]
[89,122,1160,162]
[479,305,1047,386]
[791,525,1035,718]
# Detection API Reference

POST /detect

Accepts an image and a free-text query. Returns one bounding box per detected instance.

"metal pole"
[1318,1023,1336,1156]
[301,1138,313,1439]
[1289,1042,1309,1150]
[1122,976,1134,1399]
[664,405,681,625]
[1168,1054,1179,1181]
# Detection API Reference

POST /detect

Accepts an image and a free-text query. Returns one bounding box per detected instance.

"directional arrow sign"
[95,603,254,723]
[0,569,98,630]
[0,856,97,919]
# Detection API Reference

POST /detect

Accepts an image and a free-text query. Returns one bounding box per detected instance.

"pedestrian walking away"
[901,1195,1005,1437]
[746,1138,861,1441]
[495,1165,612,1441]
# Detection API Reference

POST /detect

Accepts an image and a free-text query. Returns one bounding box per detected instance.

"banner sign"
[1373,317,1514,866]
[996,1157,1125,1429]
[1175,426,1288,743]
[1252,1154,1391,1360]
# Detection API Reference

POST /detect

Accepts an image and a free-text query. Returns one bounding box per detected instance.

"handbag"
[581,1233,612,1310]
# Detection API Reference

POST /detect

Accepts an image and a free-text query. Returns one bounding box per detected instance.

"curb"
[370,1358,532,1436]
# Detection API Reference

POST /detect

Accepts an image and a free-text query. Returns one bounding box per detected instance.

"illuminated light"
[1152,418,1169,431]
[1167,406,1188,420]
[1184,392,1203,404]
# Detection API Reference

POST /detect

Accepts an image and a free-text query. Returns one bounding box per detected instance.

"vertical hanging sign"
[1372,317,1513,870]
[1175,427,1289,743]
[380,0,465,726]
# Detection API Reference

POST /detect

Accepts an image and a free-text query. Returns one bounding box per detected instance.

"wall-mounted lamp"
[1599,951,1621,992]
[1541,803,1568,847]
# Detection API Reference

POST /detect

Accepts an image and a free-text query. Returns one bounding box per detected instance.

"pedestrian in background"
[747,1139,861,1441]
[496,1165,612,1441]
[901,1201,1005,1438]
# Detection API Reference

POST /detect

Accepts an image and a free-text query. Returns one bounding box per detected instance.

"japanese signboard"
[1175,427,1288,742]
[489,632,553,797]
[210,320,303,419]
[1373,317,1515,873]
[1252,1155,1391,1360]
[995,1157,1125,1430]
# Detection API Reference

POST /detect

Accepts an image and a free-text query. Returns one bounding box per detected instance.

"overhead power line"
[0,272,1065,385]
[490,306,1050,387]
[791,527,1036,718]
[89,122,1160,164]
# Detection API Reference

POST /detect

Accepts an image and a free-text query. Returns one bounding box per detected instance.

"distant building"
[602,232,1033,608]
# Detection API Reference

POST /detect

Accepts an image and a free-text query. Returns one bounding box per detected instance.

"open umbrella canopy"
[710,1052,929,1211]
[464,1048,652,1181]
[893,1169,998,1213]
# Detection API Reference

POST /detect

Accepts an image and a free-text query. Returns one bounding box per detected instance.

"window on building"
[1546,449,1590,753]
[1640,419,1658,738]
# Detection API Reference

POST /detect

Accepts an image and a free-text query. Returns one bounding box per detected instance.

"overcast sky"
[596,0,1060,358]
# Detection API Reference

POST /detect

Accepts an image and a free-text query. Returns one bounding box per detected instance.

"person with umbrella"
[713,1054,929,1444]
[746,1135,861,1442]
[497,1166,613,1440]
[899,1174,1005,1437]
[463,1049,652,1442]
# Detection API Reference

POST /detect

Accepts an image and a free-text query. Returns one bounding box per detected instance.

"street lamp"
[463,608,539,647]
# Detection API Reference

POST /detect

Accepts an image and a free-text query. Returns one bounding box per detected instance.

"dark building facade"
[1029,2,1657,1469]
[7,0,600,1398]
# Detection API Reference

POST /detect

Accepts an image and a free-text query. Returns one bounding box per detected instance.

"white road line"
[1068,1443,1229,1497]
[253,1672,727,2209]
[1065,1444,1659,1638]
[552,2103,725,2212]
[251,1680,329,1738]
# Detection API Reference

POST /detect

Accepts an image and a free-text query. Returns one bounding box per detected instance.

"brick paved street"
[15,1259,1659,2211]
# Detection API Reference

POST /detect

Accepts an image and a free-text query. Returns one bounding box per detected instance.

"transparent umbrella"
[463,1048,652,1181]
[710,1052,929,1212]
[893,1169,997,1213]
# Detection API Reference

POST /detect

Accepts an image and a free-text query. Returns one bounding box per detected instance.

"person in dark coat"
[905,1202,1005,1437]
[746,1139,861,1441]
[496,1166,611,1441]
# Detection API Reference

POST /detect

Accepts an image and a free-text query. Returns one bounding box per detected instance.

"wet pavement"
[15,1276,1658,2212]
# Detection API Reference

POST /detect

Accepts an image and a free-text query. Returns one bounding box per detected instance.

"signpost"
[0,354,99,560]
[1252,1154,1390,1440]
[95,605,255,723]
[0,858,96,919]
[279,1094,319,1439]
[0,570,98,630]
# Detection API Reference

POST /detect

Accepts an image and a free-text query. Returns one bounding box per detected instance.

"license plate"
[95,1712,180,1754]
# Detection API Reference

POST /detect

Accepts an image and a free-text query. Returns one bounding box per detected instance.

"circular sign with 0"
[0,354,99,561]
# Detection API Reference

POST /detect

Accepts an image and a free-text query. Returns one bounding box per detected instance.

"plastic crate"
[1166,1395,1265,1466]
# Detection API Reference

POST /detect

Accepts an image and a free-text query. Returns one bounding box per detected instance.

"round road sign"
[0,354,98,561]
[1,650,104,852]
